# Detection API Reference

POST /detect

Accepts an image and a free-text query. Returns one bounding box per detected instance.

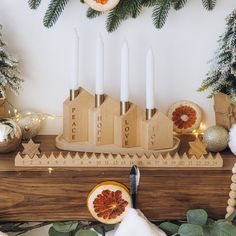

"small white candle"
[70,28,79,90]
[120,41,129,102]
[96,35,104,95]
[146,49,155,109]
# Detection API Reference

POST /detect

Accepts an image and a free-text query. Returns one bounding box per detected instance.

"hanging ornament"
[167,100,202,133]
[229,124,236,155]
[0,118,22,153]
[87,181,131,224]
[203,125,229,152]
[13,111,53,141]
[84,0,120,12]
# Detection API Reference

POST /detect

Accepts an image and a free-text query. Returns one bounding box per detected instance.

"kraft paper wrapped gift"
[214,93,236,130]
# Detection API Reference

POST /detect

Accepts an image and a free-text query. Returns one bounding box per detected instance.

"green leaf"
[49,227,71,236]
[75,230,98,236]
[159,222,179,234]
[187,209,208,226]
[178,224,204,236]
[53,222,79,233]
[43,0,70,28]
[86,8,102,19]
[152,0,171,29]
[212,221,236,236]
[171,0,188,10]
[28,0,42,9]
[226,210,236,222]
[93,224,115,234]
[202,0,216,10]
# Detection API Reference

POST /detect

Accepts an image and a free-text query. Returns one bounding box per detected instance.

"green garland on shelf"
[28,0,217,32]
[1,209,236,235]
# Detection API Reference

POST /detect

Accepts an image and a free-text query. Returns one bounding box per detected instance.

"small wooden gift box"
[214,92,236,130]
[88,95,119,145]
[141,110,173,150]
[63,87,94,142]
[114,104,143,148]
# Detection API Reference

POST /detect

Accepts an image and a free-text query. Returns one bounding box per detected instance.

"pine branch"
[202,0,217,10]
[141,0,157,7]
[152,0,172,29]
[106,0,143,32]
[28,0,42,9]
[43,0,70,28]
[171,0,188,10]
[131,0,143,18]
[106,11,122,33]
[87,8,102,19]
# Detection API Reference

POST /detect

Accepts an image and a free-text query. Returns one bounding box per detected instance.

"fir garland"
[28,0,218,32]
[199,9,236,102]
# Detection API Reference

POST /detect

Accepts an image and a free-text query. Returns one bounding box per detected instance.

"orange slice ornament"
[84,0,120,12]
[168,100,202,133]
[87,181,131,224]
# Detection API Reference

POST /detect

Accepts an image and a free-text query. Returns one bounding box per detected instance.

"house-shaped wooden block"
[141,110,173,150]
[63,87,94,142]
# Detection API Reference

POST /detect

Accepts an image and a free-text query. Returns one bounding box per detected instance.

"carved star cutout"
[22,139,40,158]
[188,137,207,159]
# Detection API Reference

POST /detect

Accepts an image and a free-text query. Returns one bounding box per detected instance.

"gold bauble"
[0,118,22,153]
[203,125,229,152]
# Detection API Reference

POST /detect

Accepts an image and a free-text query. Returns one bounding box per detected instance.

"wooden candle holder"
[63,87,94,142]
[88,95,119,145]
[141,110,173,150]
[114,104,143,148]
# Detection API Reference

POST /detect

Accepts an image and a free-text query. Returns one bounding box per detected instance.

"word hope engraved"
[15,152,223,168]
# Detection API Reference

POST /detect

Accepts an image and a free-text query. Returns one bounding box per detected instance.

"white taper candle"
[146,49,155,109]
[120,41,129,102]
[70,28,79,90]
[96,35,104,95]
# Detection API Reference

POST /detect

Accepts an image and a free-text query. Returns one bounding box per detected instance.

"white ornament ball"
[203,126,229,152]
[229,124,236,155]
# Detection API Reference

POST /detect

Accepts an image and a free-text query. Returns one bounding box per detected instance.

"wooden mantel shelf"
[0,135,235,222]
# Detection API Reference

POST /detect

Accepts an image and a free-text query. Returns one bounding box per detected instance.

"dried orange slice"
[84,0,120,12]
[87,181,131,224]
[168,100,202,133]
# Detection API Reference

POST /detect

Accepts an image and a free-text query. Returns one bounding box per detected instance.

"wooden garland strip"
[15,152,223,168]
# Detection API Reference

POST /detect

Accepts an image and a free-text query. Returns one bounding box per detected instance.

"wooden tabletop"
[0,135,235,222]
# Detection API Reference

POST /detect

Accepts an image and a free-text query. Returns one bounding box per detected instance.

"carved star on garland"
[22,139,41,158]
[188,137,208,159]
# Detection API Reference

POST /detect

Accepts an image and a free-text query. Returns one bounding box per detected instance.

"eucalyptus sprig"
[159,209,236,236]
[48,221,115,236]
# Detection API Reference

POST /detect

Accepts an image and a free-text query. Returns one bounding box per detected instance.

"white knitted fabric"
[229,124,236,155]
[114,208,166,236]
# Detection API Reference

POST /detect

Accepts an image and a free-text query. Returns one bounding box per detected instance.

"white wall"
[1,0,235,134]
